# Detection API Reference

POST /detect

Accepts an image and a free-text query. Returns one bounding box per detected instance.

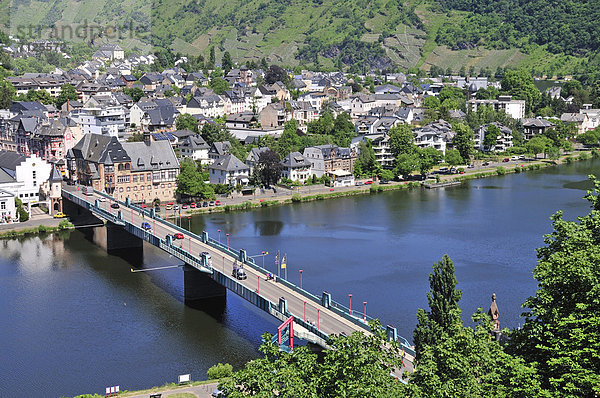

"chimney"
[144,131,151,145]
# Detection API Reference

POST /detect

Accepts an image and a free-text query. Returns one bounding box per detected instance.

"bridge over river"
[62,184,415,372]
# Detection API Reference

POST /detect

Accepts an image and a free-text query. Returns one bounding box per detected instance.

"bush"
[315,194,325,200]
[37,225,47,233]
[291,193,302,202]
[514,166,521,173]
[496,166,506,176]
[207,363,233,380]
[565,156,574,164]
[58,219,72,229]
[579,152,590,161]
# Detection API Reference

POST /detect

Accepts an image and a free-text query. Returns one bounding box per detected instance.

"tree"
[209,77,229,95]
[0,80,15,109]
[394,152,420,179]
[126,133,144,142]
[176,113,199,133]
[576,128,600,146]
[332,112,355,147]
[353,140,378,177]
[207,46,215,69]
[501,69,541,114]
[483,124,500,151]
[221,51,233,75]
[123,87,145,103]
[55,84,78,109]
[418,147,443,175]
[508,176,600,397]
[423,96,441,110]
[264,65,289,85]
[389,124,417,157]
[451,123,475,163]
[176,159,215,199]
[444,148,463,166]
[276,120,301,158]
[220,322,406,397]
[413,254,462,360]
[256,149,282,187]
[525,135,553,158]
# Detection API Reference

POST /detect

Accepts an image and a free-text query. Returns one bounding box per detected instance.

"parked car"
[182,204,188,209]
[364,180,374,185]
[173,205,180,211]
[141,222,151,230]
[111,203,120,209]
[173,233,184,240]
[519,155,526,160]
[380,179,390,184]
[202,201,209,207]
[502,158,510,162]
[190,203,196,208]
[165,204,173,210]
[468,164,475,168]
[482,162,491,166]
[209,201,216,206]
[53,212,66,218]
[438,167,449,174]
[510,156,519,161]
[215,200,221,206]
[355,181,364,186]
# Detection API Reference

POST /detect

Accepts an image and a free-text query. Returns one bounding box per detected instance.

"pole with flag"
[275,251,280,278]
[281,253,287,280]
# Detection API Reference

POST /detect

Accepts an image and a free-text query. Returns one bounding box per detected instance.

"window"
[1,202,5,210]
[168,170,177,180]
[140,186,144,190]
[161,184,165,188]
[139,175,144,182]
[32,171,36,179]
[147,173,152,180]
[126,187,130,192]
[119,187,123,193]
[133,175,138,182]
[168,183,172,188]
[147,185,151,190]
[117,175,130,183]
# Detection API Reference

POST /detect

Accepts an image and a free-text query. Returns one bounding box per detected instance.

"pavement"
[0,212,62,232]
[122,381,219,398]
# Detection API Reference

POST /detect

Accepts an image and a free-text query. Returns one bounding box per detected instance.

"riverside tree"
[508,175,600,397]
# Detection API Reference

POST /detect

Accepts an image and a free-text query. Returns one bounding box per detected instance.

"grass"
[0,220,74,239]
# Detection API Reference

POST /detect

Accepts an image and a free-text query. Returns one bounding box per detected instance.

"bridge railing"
[68,187,414,352]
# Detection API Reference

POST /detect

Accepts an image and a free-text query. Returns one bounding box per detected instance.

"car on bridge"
[111,203,120,209]
[53,212,66,218]
[98,197,106,202]
[232,262,247,280]
[141,222,151,230]
[173,233,184,240]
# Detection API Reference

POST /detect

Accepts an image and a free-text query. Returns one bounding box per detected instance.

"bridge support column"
[106,222,143,253]
[183,265,226,305]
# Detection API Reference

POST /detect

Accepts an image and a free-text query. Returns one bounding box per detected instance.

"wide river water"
[1,159,599,397]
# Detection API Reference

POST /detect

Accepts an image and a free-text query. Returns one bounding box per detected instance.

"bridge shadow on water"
[76,225,228,323]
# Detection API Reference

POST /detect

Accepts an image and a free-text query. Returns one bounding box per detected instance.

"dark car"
[502,158,510,162]
[232,265,247,280]
[202,201,209,207]
[110,203,120,209]
[141,222,151,230]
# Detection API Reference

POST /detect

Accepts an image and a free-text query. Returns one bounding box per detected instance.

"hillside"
[3,0,599,77]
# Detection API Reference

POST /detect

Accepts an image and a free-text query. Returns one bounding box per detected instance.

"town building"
[281,152,312,182]
[468,95,526,120]
[208,154,250,186]
[303,145,356,178]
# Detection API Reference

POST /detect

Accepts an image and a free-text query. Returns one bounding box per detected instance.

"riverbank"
[168,150,596,218]
[0,216,73,238]
[67,379,220,398]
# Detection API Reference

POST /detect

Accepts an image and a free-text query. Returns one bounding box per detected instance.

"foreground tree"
[55,84,78,108]
[451,123,475,163]
[413,254,462,360]
[220,321,406,397]
[508,176,600,397]
[176,113,199,133]
[175,159,215,199]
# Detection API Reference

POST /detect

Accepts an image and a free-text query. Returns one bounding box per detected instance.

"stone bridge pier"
[183,265,226,305]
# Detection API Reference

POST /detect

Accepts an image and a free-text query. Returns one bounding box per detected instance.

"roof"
[70,134,127,164]
[49,164,62,182]
[522,118,554,128]
[281,152,311,168]
[121,141,179,172]
[246,147,269,162]
[210,141,231,157]
[0,150,27,171]
[180,135,209,150]
[0,167,16,183]
[209,153,249,172]
[561,113,587,123]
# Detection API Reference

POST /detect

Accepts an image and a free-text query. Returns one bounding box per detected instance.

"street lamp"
[222,256,225,273]
[317,308,320,330]
[303,300,307,321]
[261,251,266,268]
[299,269,303,289]
[257,275,260,294]
[218,229,221,245]
[226,233,230,250]
[348,294,352,313]
[363,301,367,321]
[188,216,191,231]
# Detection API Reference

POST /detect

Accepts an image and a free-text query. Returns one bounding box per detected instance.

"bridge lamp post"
[188,216,191,232]
[303,300,307,321]
[348,294,352,313]
[226,233,230,250]
[257,275,260,294]
[363,301,367,321]
[299,269,303,290]
[222,256,225,273]
[261,251,266,269]
[218,229,221,246]
[317,308,320,330]
[188,236,191,253]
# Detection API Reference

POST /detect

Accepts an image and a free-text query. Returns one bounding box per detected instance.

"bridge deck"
[62,185,415,372]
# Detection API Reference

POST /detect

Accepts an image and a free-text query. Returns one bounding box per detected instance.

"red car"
[190,203,196,208]
[364,180,374,185]
[174,233,184,240]
[215,200,221,206]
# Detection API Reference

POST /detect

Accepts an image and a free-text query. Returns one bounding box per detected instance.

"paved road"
[122,381,219,398]
[63,185,415,374]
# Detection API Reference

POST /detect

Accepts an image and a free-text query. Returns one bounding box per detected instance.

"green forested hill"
[3,0,600,78]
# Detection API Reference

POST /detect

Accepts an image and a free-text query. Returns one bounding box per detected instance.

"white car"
[510,156,519,161]
[98,197,106,202]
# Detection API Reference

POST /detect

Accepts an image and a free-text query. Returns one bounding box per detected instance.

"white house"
[178,135,210,164]
[468,95,525,120]
[0,151,52,208]
[0,188,16,223]
[209,154,250,185]
[281,152,312,182]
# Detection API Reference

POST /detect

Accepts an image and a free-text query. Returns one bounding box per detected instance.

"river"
[1,159,598,397]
